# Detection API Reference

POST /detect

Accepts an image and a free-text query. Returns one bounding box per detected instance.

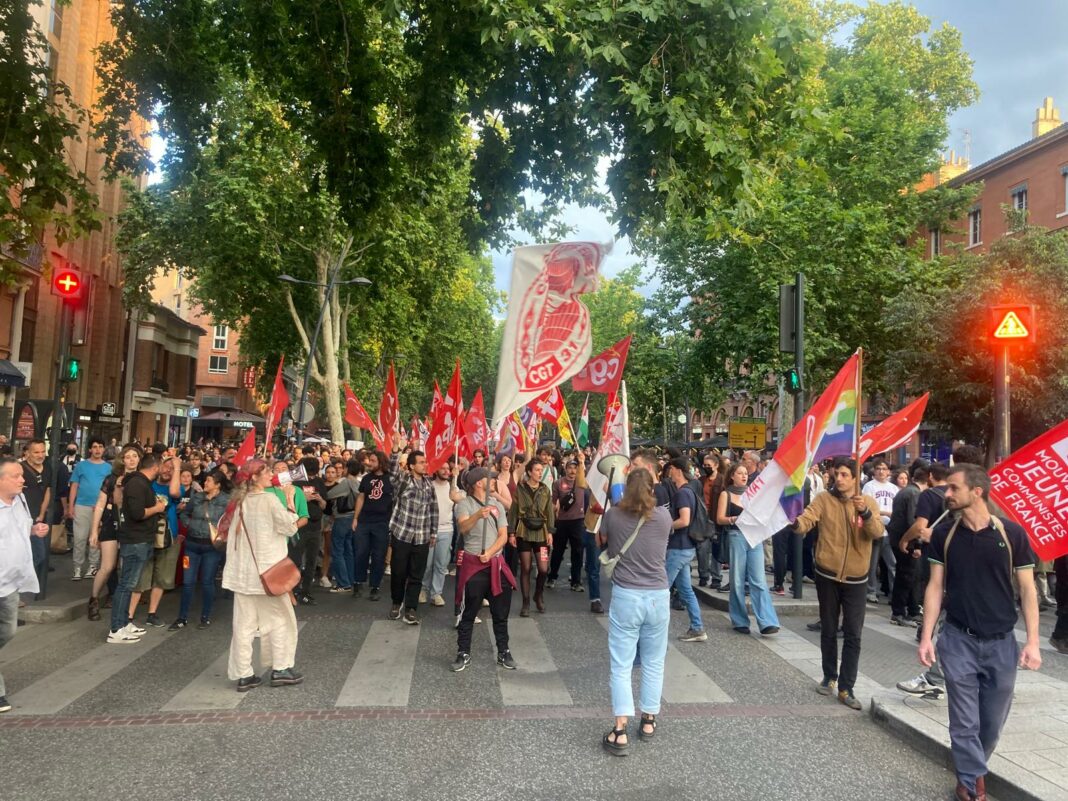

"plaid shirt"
[388,454,438,545]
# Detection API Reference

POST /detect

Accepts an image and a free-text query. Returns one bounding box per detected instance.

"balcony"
[150,375,170,394]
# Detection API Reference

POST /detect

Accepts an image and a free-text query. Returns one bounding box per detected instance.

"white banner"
[492,241,609,426]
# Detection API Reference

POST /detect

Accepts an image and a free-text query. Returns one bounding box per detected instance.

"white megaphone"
[597,453,629,506]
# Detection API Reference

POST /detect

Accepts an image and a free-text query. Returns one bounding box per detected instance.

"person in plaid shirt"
[387,437,438,625]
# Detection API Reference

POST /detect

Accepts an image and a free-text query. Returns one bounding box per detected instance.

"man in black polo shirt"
[918,464,1041,801]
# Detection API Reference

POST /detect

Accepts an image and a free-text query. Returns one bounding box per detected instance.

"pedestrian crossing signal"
[990,305,1035,343]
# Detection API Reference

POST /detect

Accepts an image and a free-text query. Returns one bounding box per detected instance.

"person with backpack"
[717,462,780,637]
[919,464,1040,801]
[664,457,707,643]
[326,458,363,593]
[548,453,589,592]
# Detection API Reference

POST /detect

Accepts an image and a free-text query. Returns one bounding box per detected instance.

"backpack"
[333,480,356,515]
[684,480,715,543]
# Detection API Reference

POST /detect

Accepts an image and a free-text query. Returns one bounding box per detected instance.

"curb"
[869,692,1066,801]
[693,584,821,617]
[19,598,84,624]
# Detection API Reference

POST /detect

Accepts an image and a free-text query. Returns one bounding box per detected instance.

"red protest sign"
[989,418,1068,560]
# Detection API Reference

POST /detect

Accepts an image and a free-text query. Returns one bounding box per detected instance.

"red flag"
[602,390,620,439]
[233,428,257,469]
[429,381,444,426]
[531,387,565,424]
[378,363,400,453]
[426,361,463,474]
[463,389,488,456]
[857,394,930,463]
[264,357,290,446]
[344,383,385,450]
[572,335,632,395]
[989,418,1068,560]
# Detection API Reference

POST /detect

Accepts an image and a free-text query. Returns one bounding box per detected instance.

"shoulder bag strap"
[239,504,262,573]
[613,518,645,559]
[942,516,961,580]
[990,517,1014,581]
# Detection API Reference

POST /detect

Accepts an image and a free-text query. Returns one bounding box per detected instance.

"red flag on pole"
[531,387,565,424]
[426,361,462,474]
[264,357,290,448]
[233,428,257,469]
[572,335,632,395]
[429,381,444,427]
[857,393,930,463]
[378,363,400,453]
[463,389,488,456]
[344,383,385,450]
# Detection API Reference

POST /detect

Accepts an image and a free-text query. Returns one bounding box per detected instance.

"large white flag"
[587,382,630,509]
[492,241,610,426]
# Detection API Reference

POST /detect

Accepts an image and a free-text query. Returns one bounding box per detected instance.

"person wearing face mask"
[696,455,721,589]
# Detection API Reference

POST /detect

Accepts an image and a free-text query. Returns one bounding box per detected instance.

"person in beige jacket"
[792,457,883,710]
[222,459,301,692]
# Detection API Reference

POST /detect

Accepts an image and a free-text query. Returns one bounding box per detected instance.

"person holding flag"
[386,434,438,625]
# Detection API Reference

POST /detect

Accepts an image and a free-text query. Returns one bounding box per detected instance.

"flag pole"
[853,348,864,488]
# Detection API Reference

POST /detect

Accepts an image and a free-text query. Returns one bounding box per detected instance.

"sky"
[489,0,1068,295]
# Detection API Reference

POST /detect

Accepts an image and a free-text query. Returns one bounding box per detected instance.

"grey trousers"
[0,591,20,697]
[937,622,1019,794]
[867,535,895,594]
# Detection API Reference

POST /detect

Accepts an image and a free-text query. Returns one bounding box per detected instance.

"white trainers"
[319,576,333,589]
[418,590,428,604]
[481,598,489,607]
[107,628,142,644]
[124,622,146,636]
[431,594,445,607]
[86,567,98,579]
[72,568,82,581]
[896,674,944,696]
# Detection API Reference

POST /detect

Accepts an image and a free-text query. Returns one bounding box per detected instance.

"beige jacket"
[222,492,298,595]
[793,491,884,584]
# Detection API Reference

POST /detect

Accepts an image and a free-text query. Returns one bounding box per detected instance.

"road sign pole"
[994,344,1011,462]
[43,300,73,601]
[792,272,805,600]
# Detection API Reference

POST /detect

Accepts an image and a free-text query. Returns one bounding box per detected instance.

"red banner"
[989,418,1068,561]
[378,363,400,453]
[463,388,488,456]
[857,393,929,462]
[344,383,384,450]
[233,428,257,469]
[531,387,564,424]
[572,334,631,395]
[426,361,462,474]
[429,381,444,427]
[264,357,290,446]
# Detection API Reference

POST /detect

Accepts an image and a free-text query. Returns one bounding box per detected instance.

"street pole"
[43,301,73,600]
[792,272,805,601]
[994,344,1010,462]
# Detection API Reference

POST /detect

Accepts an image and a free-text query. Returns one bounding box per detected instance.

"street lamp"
[278,272,372,444]
[657,343,693,445]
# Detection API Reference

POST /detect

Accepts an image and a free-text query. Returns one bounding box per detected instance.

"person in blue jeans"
[663,457,707,642]
[326,459,362,592]
[602,469,672,755]
[171,469,231,630]
[717,462,780,636]
[351,451,393,601]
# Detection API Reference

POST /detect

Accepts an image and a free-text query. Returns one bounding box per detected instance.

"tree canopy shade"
[0,0,100,282]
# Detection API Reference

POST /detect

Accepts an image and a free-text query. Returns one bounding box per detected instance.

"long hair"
[229,459,268,507]
[617,469,655,520]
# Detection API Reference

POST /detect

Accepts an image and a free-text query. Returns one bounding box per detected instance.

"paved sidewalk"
[21,552,93,623]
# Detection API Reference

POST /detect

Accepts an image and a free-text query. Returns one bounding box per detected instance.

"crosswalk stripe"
[161,622,307,712]
[0,620,84,667]
[595,615,732,703]
[485,617,573,706]
[10,629,171,715]
[335,620,420,707]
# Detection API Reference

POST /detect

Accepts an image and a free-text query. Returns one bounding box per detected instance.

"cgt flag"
[264,357,290,448]
[532,387,565,424]
[492,241,609,427]
[572,335,631,395]
[989,418,1068,561]
[426,361,463,474]
[378,363,400,453]
[463,388,488,457]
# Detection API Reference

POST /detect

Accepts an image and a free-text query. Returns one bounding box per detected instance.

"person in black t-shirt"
[351,451,393,600]
[20,440,52,580]
[919,464,1040,801]
[292,457,327,605]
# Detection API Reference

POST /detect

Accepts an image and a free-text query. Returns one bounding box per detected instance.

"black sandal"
[638,713,657,740]
[602,726,629,756]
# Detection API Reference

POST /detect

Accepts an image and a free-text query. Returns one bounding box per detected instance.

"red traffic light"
[52,268,85,301]
[990,304,1035,343]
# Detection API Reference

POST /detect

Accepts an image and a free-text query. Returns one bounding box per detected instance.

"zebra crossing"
[3,610,735,718]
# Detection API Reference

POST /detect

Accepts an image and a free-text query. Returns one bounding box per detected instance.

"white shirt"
[433,479,459,536]
[0,494,39,597]
[862,479,899,528]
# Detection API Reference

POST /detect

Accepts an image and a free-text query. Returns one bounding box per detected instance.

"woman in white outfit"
[222,459,302,692]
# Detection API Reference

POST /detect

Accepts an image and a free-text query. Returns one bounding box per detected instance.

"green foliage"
[886,221,1068,450]
[0,0,100,282]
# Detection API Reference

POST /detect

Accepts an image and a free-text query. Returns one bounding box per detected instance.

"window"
[208,355,229,374]
[1012,186,1028,211]
[968,208,981,247]
[49,0,62,37]
[929,227,941,258]
[212,324,228,351]
[1062,166,1068,213]
[46,45,59,83]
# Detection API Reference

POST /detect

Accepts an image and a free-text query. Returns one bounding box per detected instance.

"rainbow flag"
[737,352,861,546]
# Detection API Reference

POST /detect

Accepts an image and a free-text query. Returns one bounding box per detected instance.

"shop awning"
[192,409,265,425]
[0,359,26,388]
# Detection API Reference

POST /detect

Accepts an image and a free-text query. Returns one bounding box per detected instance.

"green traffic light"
[64,358,81,382]
[786,368,802,395]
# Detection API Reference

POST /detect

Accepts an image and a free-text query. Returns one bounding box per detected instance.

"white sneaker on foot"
[319,576,333,589]
[72,568,82,581]
[107,628,141,644]
[418,590,428,604]
[431,594,445,607]
[124,622,146,636]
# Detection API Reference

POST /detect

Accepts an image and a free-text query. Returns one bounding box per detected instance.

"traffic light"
[785,368,803,395]
[990,304,1035,343]
[51,267,86,302]
[62,358,81,382]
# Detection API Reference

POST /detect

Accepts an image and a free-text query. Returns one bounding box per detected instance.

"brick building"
[4,0,149,447]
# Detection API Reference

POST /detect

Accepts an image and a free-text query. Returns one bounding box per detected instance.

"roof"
[0,359,26,388]
[147,303,207,336]
[949,123,1068,187]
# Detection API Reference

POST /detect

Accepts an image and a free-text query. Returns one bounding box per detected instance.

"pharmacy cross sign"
[52,269,84,299]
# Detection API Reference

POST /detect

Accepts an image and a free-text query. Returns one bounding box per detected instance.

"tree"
[886,218,1068,456]
[0,0,100,282]
[646,2,978,400]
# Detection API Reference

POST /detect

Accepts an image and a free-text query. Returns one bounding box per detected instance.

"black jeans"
[456,567,511,655]
[772,527,795,588]
[548,518,584,586]
[815,574,867,692]
[390,536,429,610]
[890,548,922,618]
[289,525,322,597]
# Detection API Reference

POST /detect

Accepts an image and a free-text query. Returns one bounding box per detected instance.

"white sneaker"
[384,565,391,575]
[896,674,941,695]
[319,576,333,589]
[86,567,98,579]
[72,568,82,581]
[418,590,428,604]
[107,628,141,644]
[124,622,146,636]
[475,615,482,624]
[481,598,489,607]
[431,594,445,607]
